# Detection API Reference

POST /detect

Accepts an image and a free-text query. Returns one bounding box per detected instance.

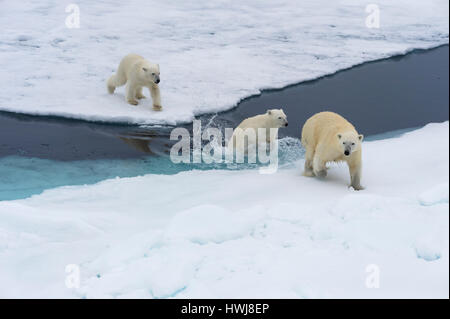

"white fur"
[228,109,288,155]
[301,111,364,190]
[107,54,162,110]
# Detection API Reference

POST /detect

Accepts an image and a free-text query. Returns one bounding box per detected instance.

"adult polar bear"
[107,54,162,110]
[301,111,364,190]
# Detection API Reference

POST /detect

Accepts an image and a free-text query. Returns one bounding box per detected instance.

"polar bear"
[301,111,364,190]
[107,54,162,110]
[228,109,288,155]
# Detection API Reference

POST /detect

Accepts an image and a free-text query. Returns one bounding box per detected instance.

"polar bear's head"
[140,63,160,84]
[267,109,288,128]
[337,131,363,156]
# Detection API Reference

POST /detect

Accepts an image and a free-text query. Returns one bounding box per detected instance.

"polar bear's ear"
[142,67,148,72]
[157,64,160,71]
[337,134,342,139]
[358,134,364,141]
[267,110,272,115]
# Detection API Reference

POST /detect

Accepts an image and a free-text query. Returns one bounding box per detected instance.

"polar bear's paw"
[314,169,327,178]
[128,99,139,105]
[136,93,146,99]
[107,85,115,94]
[303,170,315,177]
[153,105,163,111]
[350,184,365,191]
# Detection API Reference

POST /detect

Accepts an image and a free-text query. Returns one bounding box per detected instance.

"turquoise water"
[0,156,179,201]
[0,128,414,201]
[0,137,305,201]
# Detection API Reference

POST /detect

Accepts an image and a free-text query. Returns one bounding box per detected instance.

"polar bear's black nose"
[344,150,350,156]
[285,122,288,127]
[155,79,160,84]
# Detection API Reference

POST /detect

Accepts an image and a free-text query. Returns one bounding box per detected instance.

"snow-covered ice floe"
[0,0,448,125]
[0,122,448,298]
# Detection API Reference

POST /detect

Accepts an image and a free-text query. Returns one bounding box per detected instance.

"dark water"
[0,45,448,161]
[214,44,449,138]
[0,112,172,160]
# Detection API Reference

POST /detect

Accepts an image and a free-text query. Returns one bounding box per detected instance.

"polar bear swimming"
[228,109,288,155]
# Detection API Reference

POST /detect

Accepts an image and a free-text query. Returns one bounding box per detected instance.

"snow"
[165,205,263,244]
[0,0,448,125]
[418,183,449,206]
[0,122,448,298]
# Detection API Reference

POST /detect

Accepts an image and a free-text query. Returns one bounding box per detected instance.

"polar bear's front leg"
[349,162,364,191]
[265,127,278,144]
[348,152,364,190]
[126,82,138,105]
[150,85,162,111]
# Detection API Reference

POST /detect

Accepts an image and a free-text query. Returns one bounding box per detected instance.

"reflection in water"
[119,137,155,154]
[0,111,181,160]
[117,127,177,157]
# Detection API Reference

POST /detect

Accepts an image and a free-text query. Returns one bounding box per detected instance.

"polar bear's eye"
[278,117,282,119]
[151,73,155,75]
[352,142,355,145]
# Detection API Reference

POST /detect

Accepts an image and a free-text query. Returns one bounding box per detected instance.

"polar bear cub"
[301,111,364,190]
[107,54,162,110]
[228,109,288,155]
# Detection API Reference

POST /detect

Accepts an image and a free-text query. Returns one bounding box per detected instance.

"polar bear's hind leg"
[126,82,138,105]
[107,73,127,94]
[313,152,327,178]
[303,147,315,177]
[135,87,146,99]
